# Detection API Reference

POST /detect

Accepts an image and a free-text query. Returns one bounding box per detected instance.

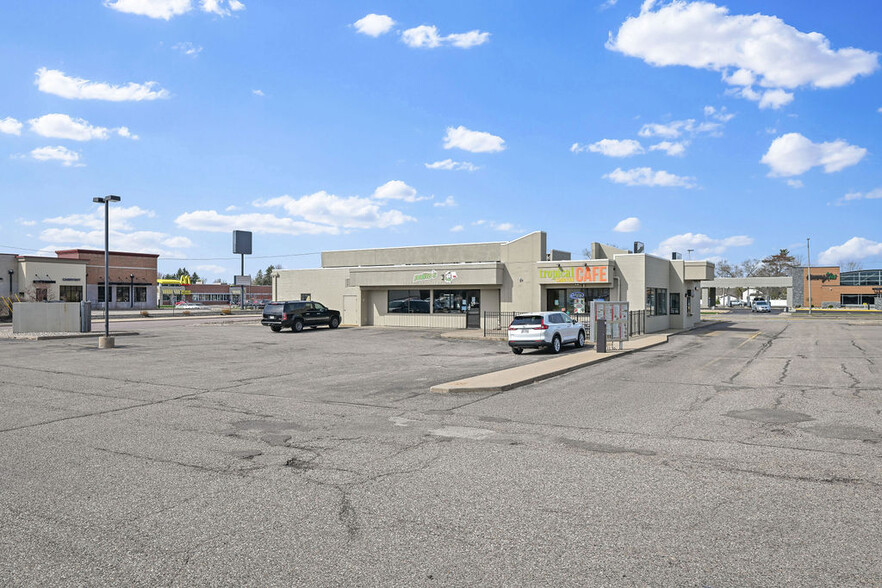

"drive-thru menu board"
[589,300,629,344]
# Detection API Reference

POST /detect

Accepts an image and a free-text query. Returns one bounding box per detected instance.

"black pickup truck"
[261,301,341,332]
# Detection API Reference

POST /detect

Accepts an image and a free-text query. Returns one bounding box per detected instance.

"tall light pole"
[93,195,121,348]
[130,273,134,309]
[806,237,812,315]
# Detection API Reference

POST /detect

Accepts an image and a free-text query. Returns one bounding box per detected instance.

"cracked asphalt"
[1,316,881,586]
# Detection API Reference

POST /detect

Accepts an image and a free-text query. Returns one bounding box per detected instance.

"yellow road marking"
[702,330,761,368]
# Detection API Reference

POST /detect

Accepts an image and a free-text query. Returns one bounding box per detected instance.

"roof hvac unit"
[671,252,683,260]
[633,241,644,254]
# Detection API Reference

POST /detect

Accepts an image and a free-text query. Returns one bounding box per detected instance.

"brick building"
[792,266,882,308]
[55,249,159,310]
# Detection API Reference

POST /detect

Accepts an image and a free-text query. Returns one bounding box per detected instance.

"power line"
[0,244,321,261]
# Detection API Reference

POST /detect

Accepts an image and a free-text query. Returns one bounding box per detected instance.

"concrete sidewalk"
[430,333,669,393]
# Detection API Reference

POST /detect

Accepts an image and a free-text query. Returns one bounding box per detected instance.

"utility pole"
[806,238,812,314]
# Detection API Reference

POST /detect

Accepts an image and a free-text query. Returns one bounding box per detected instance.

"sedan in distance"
[508,311,586,354]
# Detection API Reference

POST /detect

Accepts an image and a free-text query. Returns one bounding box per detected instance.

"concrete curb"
[15,331,140,341]
[430,334,669,394]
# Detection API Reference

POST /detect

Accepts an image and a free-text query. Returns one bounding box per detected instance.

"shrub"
[220,307,232,315]
[140,310,150,318]
[182,310,191,316]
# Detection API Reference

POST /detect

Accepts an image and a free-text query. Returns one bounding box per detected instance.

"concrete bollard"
[98,336,116,349]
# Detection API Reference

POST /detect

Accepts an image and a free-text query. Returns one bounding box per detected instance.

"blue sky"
[1,0,880,280]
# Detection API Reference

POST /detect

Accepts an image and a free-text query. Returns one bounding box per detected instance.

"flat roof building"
[273,232,714,333]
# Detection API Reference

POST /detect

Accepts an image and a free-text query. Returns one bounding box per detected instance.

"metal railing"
[483,310,646,338]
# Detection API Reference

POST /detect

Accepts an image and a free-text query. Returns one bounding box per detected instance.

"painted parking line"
[702,330,761,368]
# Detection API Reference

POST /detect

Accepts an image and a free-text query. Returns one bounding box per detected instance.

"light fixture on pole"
[93,195,121,348]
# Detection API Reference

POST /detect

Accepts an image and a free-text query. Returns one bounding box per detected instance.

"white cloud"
[29,146,81,167]
[613,217,641,232]
[835,187,882,206]
[649,141,686,156]
[786,179,804,189]
[371,180,427,202]
[252,89,264,97]
[225,205,239,211]
[443,126,505,153]
[173,42,203,57]
[761,133,867,177]
[729,86,794,109]
[450,225,464,232]
[472,219,518,232]
[434,196,457,208]
[105,0,192,20]
[818,237,882,265]
[653,232,753,258]
[638,119,720,139]
[28,114,140,142]
[446,30,491,49]
[573,139,644,157]
[604,167,696,188]
[35,68,170,101]
[16,218,37,226]
[402,25,490,49]
[0,117,23,135]
[200,0,245,16]
[29,114,107,141]
[353,14,396,37]
[44,205,156,231]
[252,190,415,230]
[607,1,879,108]
[425,159,480,171]
[176,210,342,235]
[38,205,189,256]
[116,127,139,140]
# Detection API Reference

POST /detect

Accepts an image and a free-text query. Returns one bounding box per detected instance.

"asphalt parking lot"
[1,316,881,586]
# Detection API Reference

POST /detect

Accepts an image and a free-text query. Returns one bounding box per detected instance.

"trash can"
[80,301,92,333]
[595,318,606,353]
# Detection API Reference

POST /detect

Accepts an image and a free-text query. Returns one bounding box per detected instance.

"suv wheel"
[292,319,304,333]
[512,347,523,355]
[270,325,281,332]
[550,335,562,354]
[575,330,585,348]
[329,316,340,329]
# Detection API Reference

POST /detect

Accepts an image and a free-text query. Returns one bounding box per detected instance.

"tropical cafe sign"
[539,266,609,284]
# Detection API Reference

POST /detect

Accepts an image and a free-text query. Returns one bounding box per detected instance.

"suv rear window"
[264,304,284,314]
[512,315,543,326]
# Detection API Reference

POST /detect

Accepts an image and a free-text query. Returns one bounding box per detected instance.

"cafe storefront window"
[433,290,480,313]
[546,288,609,315]
[388,290,430,313]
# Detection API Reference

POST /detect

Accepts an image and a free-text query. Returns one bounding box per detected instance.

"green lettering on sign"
[413,270,437,283]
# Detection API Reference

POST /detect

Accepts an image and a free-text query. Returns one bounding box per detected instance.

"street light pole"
[93,195,121,348]
[130,273,134,308]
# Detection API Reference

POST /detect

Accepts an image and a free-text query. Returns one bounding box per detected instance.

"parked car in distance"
[261,300,341,332]
[752,299,771,313]
[507,311,586,354]
[728,299,746,307]
[175,302,209,310]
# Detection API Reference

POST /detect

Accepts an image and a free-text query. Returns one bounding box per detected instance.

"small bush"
[182,310,191,316]
[140,310,150,318]
[220,307,232,315]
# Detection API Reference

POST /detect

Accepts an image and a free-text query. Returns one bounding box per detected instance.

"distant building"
[793,266,882,308]
[55,249,159,310]
[0,254,87,311]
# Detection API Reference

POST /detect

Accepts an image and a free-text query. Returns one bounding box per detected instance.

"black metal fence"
[483,309,646,338]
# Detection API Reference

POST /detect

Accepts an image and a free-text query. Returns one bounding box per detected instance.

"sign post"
[233,230,253,310]
[589,300,630,351]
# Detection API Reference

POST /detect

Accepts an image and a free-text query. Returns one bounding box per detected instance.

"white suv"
[508,311,586,355]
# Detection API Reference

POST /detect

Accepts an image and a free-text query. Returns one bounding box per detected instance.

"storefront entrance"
[545,288,610,315]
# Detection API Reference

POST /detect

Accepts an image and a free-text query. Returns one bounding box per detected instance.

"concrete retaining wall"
[13,302,82,333]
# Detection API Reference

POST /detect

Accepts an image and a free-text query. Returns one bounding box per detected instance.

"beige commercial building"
[0,254,88,306]
[273,232,713,333]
